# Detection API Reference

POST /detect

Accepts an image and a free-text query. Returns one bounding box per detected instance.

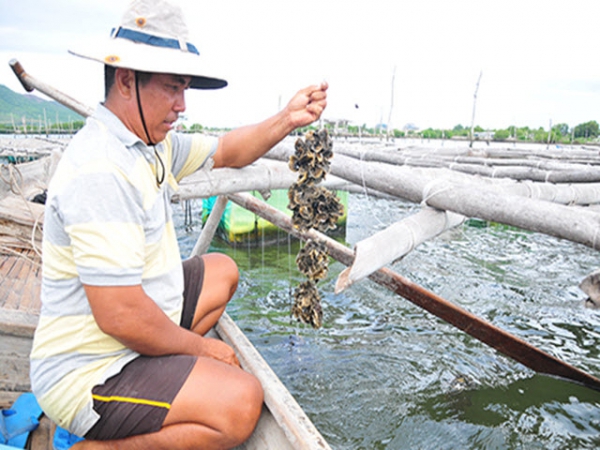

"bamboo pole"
[9,59,94,118]
[335,207,465,293]
[386,66,396,141]
[176,161,296,201]
[176,159,349,201]
[334,145,600,183]
[228,192,600,392]
[469,71,483,148]
[190,195,228,257]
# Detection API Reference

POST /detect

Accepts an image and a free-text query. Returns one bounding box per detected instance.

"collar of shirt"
[92,103,165,162]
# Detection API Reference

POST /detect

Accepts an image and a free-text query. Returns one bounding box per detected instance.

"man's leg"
[190,253,239,335]
[74,253,263,449]
[74,357,263,450]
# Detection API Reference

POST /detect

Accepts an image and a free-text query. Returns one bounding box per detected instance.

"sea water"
[174,193,600,450]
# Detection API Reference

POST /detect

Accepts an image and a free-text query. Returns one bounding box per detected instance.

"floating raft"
[202,189,348,244]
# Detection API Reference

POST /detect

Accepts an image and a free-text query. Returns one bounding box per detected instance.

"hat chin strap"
[135,72,165,187]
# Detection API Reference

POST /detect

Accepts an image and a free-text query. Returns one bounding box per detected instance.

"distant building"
[473,130,495,140]
[403,123,419,133]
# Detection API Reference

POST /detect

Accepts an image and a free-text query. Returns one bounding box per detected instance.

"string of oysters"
[288,129,344,328]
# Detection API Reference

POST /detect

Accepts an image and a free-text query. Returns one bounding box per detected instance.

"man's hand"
[285,82,329,129]
[213,81,329,169]
[198,336,241,367]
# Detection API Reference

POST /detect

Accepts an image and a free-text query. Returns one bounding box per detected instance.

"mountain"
[0,84,84,126]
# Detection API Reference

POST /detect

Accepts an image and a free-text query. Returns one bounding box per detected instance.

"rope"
[523,180,543,200]
[184,200,193,232]
[568,185,578,206]
[0,163,23,195]
[0,243,41,267]
[0,163,44,259]
[287,231,293,322]
[421,178,453,206]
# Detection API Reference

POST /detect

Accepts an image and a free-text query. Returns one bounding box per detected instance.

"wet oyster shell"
[296,239,329,280]
[292,279,323,328]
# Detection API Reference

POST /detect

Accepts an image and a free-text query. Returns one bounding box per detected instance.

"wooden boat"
[0,153,331,449]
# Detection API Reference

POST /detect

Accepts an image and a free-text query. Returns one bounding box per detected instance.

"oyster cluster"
[295,239,329,280]
[288,130,344,232]
[291,280,323,329]
[288,129,332,184]
[288,129,343,328]
[288,184,343,232]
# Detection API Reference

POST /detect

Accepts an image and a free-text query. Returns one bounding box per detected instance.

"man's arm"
[84,284,239,366]
[212,82,328,169]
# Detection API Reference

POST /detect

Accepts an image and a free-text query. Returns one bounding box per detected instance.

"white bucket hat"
[69,0,227,89]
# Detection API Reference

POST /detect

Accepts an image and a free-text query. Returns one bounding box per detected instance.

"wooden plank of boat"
[216,313,331,450]
[0,248,41,337]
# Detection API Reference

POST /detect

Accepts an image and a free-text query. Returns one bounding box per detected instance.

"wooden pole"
[43,109,48,137]
[387,66,396,141]
[469,71,482,148]
[332,145,600,183]
[9,59,94,118]
[228,192,600,392]
[190,195,228,257]
[335,207,465,293]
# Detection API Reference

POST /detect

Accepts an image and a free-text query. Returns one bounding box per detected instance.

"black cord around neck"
[135,72,165,187]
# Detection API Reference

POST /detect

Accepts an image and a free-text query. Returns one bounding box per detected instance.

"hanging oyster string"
[296,240,329,280]
[288,129,344,328]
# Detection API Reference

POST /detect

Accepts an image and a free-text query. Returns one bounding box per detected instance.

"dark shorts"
[85,256,205,441]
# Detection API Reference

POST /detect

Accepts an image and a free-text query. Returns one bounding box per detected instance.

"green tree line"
[4,116,598,146]
[415,121,599,144]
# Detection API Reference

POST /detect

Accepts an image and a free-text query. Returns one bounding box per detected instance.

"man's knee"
[166,359,263,446]
[225,373,264,444]
[203,253,239,296]
[219,253,239,293]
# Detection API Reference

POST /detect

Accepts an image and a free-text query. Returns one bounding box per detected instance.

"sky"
[1,0,599,131]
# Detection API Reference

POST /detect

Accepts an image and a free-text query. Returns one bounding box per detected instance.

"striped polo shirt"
[30,104,217,436]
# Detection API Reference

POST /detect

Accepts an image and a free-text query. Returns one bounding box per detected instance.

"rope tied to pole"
[421,178,454,207]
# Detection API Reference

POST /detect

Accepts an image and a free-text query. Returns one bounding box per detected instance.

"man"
[29,1,328,449]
